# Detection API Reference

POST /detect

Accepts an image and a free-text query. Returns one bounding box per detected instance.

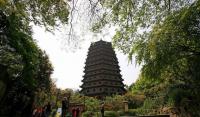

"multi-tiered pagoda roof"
[80,40,126,97]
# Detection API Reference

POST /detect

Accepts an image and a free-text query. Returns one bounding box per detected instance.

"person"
[72,108,76,117]
[35,107,42,117]
[32,108,37,117]
[62,97,68,117]
[46,102,51,117]
[100,103,105,117]
[41,105,46,117]
[76,108,80,117]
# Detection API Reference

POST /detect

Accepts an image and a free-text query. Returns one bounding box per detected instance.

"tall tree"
[0,0,63,114]
[90,0,194,55]
[0,0,69,32]
[130,1,200,116]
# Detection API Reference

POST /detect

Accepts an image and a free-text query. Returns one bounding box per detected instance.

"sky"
[31,0,141,90]
[32,25,141,90]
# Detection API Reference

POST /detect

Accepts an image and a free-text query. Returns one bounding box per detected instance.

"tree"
[0,11,55,116]
[0,0,69,116]
[129,1,200,116]
[33,50,54,108]
[0,0,69,31]
[90,0,194,55]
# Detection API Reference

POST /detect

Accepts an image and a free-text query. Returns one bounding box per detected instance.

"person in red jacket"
[72,108,76,117]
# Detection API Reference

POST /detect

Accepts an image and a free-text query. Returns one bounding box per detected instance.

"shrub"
[125,109,136,116]
[117,110,136,116]
[117,111,124,116]
[82,111,93,117]
[105,111,119,117]
[82,111,100,117]
[104,95,124,111]
[84,97,100,111]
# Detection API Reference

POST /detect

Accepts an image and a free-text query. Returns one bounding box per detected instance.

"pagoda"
[80,40,126,97]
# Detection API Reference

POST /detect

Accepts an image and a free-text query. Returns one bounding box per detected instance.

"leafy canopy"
[91,0,194,56]
[129,1,200,116]
[139,0,200,80]
[0,0,69,31]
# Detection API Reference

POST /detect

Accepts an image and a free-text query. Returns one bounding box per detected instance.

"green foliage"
[118,109,136,116]
[82,111,100,117]
[124,92,145,109]
[138,1,200,81]
[105,111,120,117]
[104,95,124,111]
[127,2,200,116]
[82,111,93,117]
[142,98,160,109]
[70,92,83,104]
[0,0,69,116]
[131,74,163,94]
[84,97,100,111]
[0,0,69,31]
[0,10,54,116]
[92,0,194,54]
[125,109,136,116]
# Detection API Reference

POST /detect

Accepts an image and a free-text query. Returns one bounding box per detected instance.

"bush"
[84,97,100,111]
[82,111,100,117]
[82,111,93,117]
[125,109,136,116]
[117,110,136,116]
[142,98,160,109]
[105,111,119,117]
[124,92,145,109]
[117,111,124,116]
[104,95,124,111]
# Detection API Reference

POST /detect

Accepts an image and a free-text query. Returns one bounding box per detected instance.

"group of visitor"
[32,102,51,117]
[31,97,105,117]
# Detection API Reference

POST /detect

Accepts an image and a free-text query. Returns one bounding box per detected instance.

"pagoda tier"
[80,40,126,97]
